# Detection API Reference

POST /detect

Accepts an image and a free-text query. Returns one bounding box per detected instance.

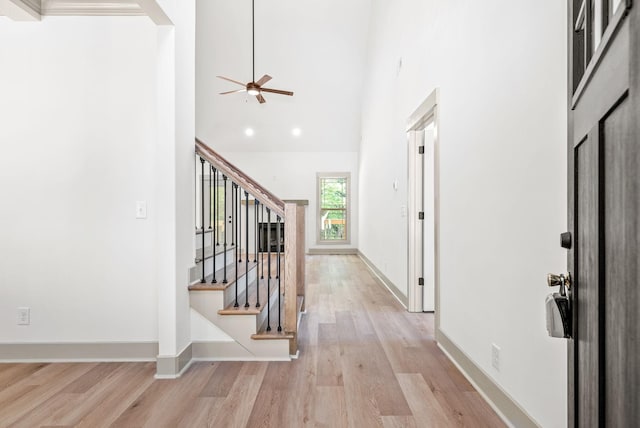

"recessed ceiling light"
[245,128,254,137]
[292,127,301,137]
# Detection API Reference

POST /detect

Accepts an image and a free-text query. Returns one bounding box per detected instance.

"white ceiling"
[195,0,372,153]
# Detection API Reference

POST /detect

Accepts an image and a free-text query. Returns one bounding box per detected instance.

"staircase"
[189,139,305,360]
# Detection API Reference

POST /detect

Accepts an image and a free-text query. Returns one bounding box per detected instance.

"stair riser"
[190,246,236,284]
[224,268,258,308]
[256,284,283,333]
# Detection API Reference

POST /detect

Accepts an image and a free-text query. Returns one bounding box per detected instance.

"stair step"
[251,330,294,340]
[218,276,282,315]
[189,260,257,291]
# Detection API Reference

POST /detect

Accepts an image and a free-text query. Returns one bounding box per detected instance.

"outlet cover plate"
[491,343,501,371]
[17,307,30,325]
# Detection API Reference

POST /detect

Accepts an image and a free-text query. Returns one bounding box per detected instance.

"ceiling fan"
[217,0,294,104]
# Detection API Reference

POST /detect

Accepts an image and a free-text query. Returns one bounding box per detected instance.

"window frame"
[316,172,351,245]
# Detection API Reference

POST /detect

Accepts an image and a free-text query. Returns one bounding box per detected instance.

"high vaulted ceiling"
[195,0,372,153]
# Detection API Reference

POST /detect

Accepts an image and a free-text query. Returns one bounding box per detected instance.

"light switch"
[136,201,147,219]
[400,205,407,217]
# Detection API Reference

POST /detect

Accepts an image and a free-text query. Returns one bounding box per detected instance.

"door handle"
[545,273,572,339]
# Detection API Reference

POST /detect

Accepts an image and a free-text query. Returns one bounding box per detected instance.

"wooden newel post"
[284,202,305,355]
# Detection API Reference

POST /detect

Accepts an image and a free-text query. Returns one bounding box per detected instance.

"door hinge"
[418,146,424,154]
[418,277,424,286]
[418,212,424,220]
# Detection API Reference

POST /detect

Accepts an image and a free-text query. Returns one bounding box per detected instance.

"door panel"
[574,132,600,426]
[568,1,639,426]
[602,94,639,427]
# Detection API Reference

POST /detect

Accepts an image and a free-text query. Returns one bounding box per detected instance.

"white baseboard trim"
[307,248,358,255]
[0,341,158,362]
[191,341,292,362]
[436,329,540,428]
[155,343,193,378]
[356,250,408,307]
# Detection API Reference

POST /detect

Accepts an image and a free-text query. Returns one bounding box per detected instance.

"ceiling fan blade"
[256,93,266,104]
[260,87,294,96]
[220,89,247,95]
[255,74,272,86]
[217,75,246,86]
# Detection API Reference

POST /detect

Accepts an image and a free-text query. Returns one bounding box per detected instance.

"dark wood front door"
[568,0,639,426]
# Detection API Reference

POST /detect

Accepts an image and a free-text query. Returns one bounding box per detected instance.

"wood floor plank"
[199,361,242,397]
[0,363,47,390]
[313,386,348,428]
[397,373,451,427]
[176,397,225,428]
[0,363,95,426]
[48,362,154,427]
[60,362,120,393]
[381,415,419,428]
[316,323,343,386]
[72,362,157,428]
[1,255,505,428]
[211,362,268,428]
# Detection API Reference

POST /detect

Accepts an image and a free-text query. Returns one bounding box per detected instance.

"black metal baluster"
[255,200,261,308]
[244,191,249,272]
[266,208,272,332]
[244,190,250,308]
[231,183,235,247]
[276,216,281,280]
[238,185,242,263]
[211,166,217,284]
[199,157,206,283]
[254,200,258,263]
[215,168,220,247]
[233,183,239,307]
[194,155,198,233]
[260,203,265,280]
[223,175,228,284]
[277,215,282,332]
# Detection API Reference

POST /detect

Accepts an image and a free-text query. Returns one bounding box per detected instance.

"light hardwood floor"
[0,255,505,427]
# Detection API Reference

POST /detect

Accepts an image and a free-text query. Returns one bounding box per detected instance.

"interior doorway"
[407,89,439,314]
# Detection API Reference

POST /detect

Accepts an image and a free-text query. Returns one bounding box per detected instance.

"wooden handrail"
[195,138,285,217]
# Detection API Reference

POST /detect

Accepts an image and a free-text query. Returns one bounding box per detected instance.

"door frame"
[407,88,440,315]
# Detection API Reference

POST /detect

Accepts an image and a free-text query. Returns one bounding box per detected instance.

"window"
[317,173,350,244]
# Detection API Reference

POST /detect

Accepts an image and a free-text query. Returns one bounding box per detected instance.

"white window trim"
[316,172,351,245]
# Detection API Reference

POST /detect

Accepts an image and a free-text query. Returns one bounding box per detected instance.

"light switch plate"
[136,201,147,219]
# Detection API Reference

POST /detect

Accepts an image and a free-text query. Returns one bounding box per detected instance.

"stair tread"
[189,260,257,291]
[251,330,294,340]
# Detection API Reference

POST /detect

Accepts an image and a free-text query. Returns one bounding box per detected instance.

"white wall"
[222,151,359,252]
[359,1,568,427]
[0,17,159,343]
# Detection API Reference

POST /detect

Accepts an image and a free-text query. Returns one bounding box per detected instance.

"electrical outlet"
[17,307,30,325]
[491,343,501,371]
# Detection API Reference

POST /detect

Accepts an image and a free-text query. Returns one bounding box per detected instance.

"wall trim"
[155,343,193,379]
[0,341,158,362]
[357,250,408,308]
[191,341,292,362]
[436,329,540,428]
[307,248,358,255]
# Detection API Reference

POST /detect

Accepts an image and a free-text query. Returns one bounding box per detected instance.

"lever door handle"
[547,273,571,288]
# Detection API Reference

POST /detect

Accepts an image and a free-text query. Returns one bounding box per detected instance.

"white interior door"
[406,88,439,314]
[421,125,436,311]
